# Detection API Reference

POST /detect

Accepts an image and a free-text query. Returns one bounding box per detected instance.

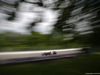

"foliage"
[0,0,100,51]
[0,31,65,51]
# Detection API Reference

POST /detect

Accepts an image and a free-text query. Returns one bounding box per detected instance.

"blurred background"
[0,0,100,52]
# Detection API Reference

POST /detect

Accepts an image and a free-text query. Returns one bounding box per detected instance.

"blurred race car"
[42,51,57,56]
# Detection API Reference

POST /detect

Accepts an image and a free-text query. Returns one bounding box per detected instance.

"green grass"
[0,45,64,52]
[0,54,100,75]
[93,52,100,55]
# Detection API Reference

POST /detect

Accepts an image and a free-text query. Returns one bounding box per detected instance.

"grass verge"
[0,54,100,75]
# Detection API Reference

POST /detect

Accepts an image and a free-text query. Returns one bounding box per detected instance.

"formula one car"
[42,51,57,56]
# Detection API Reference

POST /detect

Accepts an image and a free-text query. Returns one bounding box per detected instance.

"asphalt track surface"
[0,48,83,65]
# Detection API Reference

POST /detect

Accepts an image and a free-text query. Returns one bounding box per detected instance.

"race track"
[0,48,83,65]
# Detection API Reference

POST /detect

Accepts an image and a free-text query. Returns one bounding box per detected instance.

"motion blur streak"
[0,48,82,60]
[0,48,82,55]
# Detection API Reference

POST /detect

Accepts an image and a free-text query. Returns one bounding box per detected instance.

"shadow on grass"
[0,54,100,75]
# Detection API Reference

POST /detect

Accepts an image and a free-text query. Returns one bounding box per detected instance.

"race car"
[42,51,57,56]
